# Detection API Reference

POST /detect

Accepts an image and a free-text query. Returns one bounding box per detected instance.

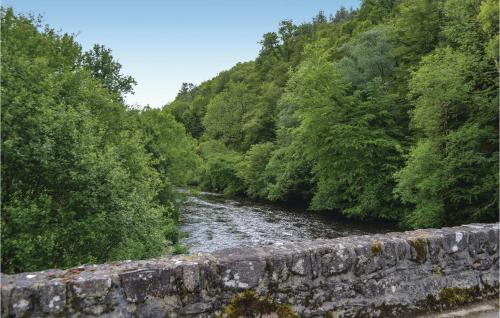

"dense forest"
[1,8,199,273]
[1,0,498,273]
[168,0,499,228]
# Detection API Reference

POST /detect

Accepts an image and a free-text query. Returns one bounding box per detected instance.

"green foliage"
[265,144,314,203]
[478,0,499,64]
[393,0,443,66]
[166,0,498,228]
[237,142,275,199]
[197,141,245,196]
[1,8,199,273]
[5,0,497,274]
[203,81,258,151]
[395,47,498,228]
[280,49,405,220]
[136,107,200,204]
[478,0,499,34]
[81,44,137,100]
[336,25,396,86]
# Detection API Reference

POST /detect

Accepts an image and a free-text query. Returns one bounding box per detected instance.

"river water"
[178,193,498,318]
[179,191,397,253]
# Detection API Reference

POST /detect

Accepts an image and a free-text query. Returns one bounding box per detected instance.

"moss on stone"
[434,266,442,275]
[438,286,480,306]
[409,237,427,264]
[223,290,298,318]
[178,287,189,300]
[371,240,383,256]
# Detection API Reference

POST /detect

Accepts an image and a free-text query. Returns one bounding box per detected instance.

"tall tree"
[280,47,405,220]
[81,44,137,100]
[395,48,498,227]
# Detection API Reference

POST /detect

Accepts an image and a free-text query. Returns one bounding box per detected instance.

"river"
[178,192,498,318]
[179,191,397,253]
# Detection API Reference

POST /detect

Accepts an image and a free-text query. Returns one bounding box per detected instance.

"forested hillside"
[1,8,199,273]
[1,0,498,274]
[168,0,499,228]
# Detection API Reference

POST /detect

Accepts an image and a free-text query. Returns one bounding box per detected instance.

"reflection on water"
[179,191,398,253]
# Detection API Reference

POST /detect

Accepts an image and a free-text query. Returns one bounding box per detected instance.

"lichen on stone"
[222,290,298,318]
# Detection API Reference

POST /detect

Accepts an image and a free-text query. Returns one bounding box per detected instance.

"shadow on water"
[179,191,399,253]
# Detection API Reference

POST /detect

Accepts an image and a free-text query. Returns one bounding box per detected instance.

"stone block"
[37,281,66,314]
[320,242,355,276]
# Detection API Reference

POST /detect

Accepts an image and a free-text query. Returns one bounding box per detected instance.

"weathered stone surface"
[320,241,355,276]
[214,247,268,290]
[68,275,114,315]
[182,264,200,292]
[1,223,498,317]
[120,269,158,303]
[37,281,66,314]
[180,302,212,315]
[136,298,171,318]
[9,286,34,317]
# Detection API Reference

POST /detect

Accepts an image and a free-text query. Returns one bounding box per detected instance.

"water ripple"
[179,192,396,253]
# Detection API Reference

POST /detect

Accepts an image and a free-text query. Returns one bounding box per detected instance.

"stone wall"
[1,223,498,317]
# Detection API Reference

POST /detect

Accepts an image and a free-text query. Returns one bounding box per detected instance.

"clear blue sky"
[4,0,360,108]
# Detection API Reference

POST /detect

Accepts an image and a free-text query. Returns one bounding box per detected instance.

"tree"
[265,143,314,203]
[163,0,498,229]
[337,25,396,86]
[137,107,200,204]
[313,11,327,24]
[477,0,499,67]
[330,7,357,23]
[197,141,245,196]
[1,9,196,273]
[237,142,275,199]
[81,44,137,100]
[393,0,443,66]
[203,82,258,150]
[259,32,279,56]
[280,47,405,220]
[395,48,498,228]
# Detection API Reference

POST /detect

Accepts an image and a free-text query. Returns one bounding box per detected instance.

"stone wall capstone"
[1,223,498,317]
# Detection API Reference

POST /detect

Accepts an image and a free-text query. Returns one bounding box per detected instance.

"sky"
[4,0,360,108]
